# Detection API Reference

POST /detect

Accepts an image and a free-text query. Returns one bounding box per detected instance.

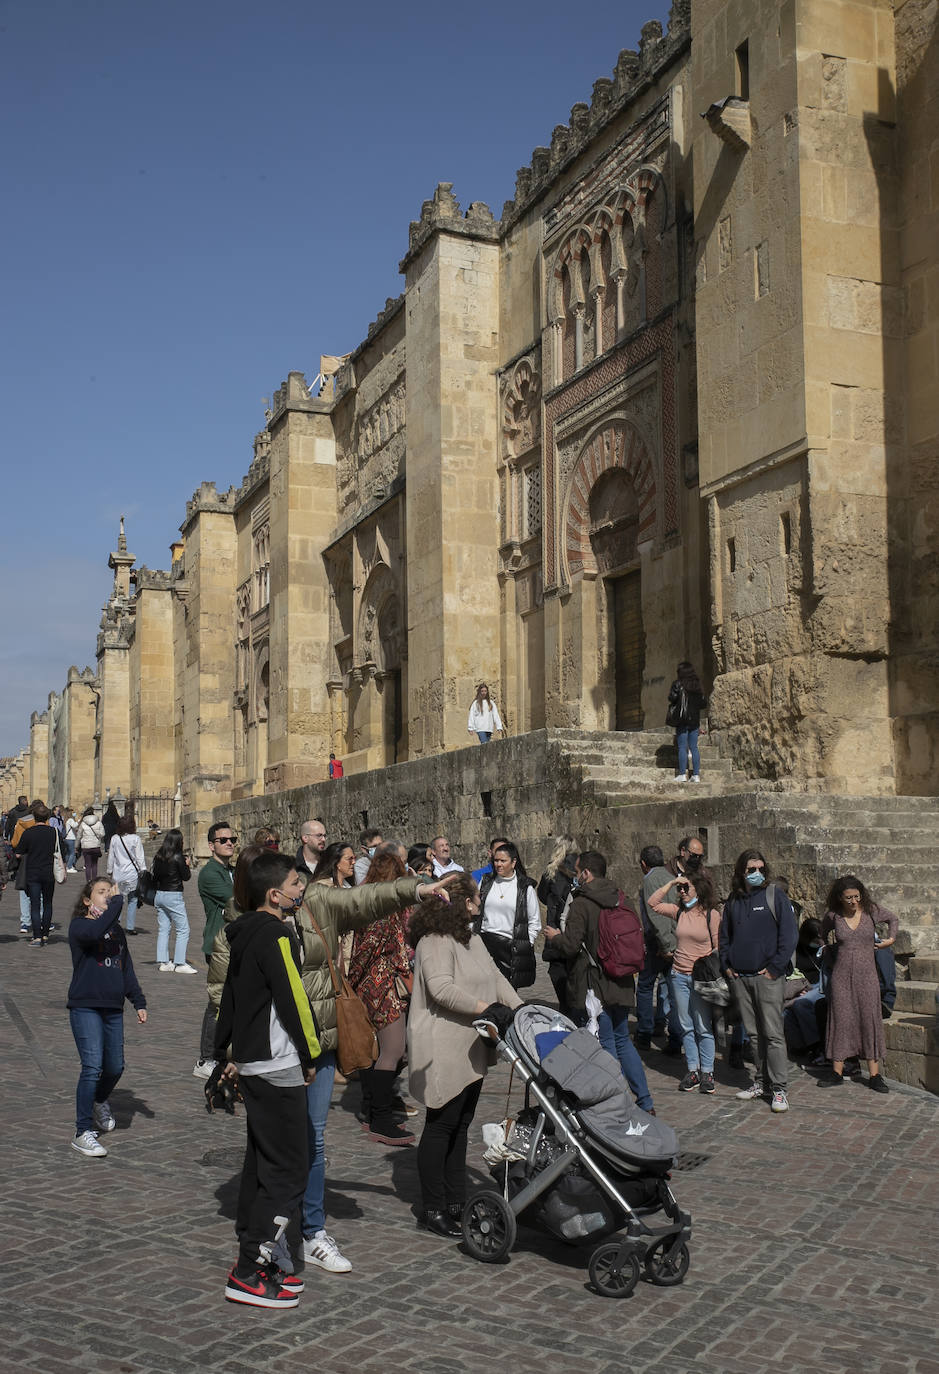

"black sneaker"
[679,1070,701,1092]
[225,1267,299,1308]
[633,1033,652,1049]
[868,1074,889,1094]
[699,1071,716,1094]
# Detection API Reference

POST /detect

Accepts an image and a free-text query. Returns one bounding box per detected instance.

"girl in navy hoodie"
[67,879,147,1158]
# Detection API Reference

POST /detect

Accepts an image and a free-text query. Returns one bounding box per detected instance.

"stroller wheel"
[589,1243,640,1299]
[461,1190,517,1263]
[644,1235,691,1286]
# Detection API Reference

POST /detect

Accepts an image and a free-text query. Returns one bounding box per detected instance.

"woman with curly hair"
[821,875,897,1091]
[348,843,418,1145]
[407,875,521,1238]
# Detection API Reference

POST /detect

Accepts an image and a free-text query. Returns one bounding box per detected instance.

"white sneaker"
[674,775,687,783]
[92,1100,116,1133]
[72,1130,108,1158]
[67,867,78,873]
[158,962,175,972]
[771,1090,789,1113]
[175,963,199,974]
[691,774,701,783]
[302,1230,352,1273]
[193,1058,217,1079]
[736,1080,765,1101]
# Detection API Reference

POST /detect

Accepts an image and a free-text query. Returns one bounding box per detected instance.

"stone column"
[401,186,502,756]
[265,374,338,791]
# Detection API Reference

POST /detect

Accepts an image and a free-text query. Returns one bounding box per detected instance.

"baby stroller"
[462,1004,691,1298]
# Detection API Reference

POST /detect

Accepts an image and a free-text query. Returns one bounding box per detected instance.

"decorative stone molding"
[563,420,655,580]
[702,96,751,151]
[501,355,542,460]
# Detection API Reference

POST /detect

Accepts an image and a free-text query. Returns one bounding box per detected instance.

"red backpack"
[596,892,645,978]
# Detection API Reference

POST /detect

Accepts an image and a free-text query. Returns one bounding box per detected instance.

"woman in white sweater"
[467,683,503,743]
[107,816,146,933]
[408,874,521,1238]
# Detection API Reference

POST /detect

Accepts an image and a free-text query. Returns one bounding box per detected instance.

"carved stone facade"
[5,0,937,826]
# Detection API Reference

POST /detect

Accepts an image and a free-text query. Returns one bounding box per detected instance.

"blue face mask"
[570,876,580,891]
[682,896,699,909]
[745,870,766,888]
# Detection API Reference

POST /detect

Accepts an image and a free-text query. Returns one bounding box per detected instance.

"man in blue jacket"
[215,850,321,1309]
[719,849,798,1114]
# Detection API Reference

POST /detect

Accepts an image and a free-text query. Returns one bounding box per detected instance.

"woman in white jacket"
[107,816,146,934]
[77,808,106,883]
[467,683,503,743]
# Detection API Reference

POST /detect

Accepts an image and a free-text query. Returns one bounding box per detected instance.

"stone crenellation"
[400,183,499,271]
[499,0,690,231]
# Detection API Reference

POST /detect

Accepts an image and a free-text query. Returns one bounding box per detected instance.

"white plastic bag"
[585,988,603,1038]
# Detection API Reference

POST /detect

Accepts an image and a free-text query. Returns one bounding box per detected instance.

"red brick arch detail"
[564,421,655,579]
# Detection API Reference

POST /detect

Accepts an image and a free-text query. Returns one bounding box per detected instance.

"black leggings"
[417,1078,483,1212]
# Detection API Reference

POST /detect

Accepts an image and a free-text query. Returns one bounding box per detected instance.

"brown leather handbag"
[306,910,378,1076]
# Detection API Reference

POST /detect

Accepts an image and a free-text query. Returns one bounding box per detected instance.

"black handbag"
[136,869,157,906]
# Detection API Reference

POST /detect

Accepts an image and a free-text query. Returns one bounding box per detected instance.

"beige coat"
[408,933,522,1110]
[207,877,421,1055]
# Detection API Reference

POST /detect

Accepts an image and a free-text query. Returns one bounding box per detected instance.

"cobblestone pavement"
[2,871,938,1374]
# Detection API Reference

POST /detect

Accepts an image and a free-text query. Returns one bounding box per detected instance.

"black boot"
[367,1070,416,1146]
[418,1210,462,1238]
[356,1067,374,1126]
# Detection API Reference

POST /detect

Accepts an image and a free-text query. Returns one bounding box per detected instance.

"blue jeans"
[636,949,681,1045]
[155,890,189,964]
[65,837,77,869]
[576,1004,653,1111]
[668,969,716,1073]
[69,1007,124,1134]
[676,727,700,776]
[875,946,896,1009]
[476,731,492,743]
[302,1049,336,1237]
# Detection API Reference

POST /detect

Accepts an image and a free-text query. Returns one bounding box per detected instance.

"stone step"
[910,954,939,981]
[884,1013,939,1057]
[811,844,939,865]
[806,830,939,847]
[579,763,737,784]
[894,982,939,1015]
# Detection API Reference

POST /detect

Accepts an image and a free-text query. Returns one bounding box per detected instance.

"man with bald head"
[297,818,327,880]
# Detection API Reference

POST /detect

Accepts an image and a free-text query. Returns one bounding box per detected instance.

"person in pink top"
[648,872,722,1094]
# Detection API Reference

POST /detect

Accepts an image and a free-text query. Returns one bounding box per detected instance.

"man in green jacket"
[194,820,236,1077]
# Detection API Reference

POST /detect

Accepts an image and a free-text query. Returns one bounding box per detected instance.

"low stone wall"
[208,731,819,908]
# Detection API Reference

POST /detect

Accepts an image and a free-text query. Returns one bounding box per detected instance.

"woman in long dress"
[821,875,897,1092]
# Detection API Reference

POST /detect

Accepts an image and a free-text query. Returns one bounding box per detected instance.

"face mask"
[745,870,766,888]
[682,896,699,909]
[570,876,580,891]
[684,854,703,871]
[367,846,377,858]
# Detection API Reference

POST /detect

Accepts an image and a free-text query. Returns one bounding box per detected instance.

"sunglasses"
[746,865,765,874]
[676,882,690,894]
[214,835,237,844]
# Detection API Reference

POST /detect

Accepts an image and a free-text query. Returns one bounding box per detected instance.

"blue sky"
[0,0,668,760]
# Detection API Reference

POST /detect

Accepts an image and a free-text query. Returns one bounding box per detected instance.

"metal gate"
[131,794,177,831]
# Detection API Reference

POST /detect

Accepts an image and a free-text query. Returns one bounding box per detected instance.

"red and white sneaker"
[224,1267,299,1308]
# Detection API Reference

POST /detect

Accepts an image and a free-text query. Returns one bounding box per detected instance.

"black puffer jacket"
[476,872,538,989]
[538,855,577,965]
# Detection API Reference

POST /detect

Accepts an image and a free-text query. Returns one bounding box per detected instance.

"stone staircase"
[551,726,750,803]
[549,729,939,1093]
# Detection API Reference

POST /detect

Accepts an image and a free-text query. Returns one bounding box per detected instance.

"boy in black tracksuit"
[214,852,320,1308]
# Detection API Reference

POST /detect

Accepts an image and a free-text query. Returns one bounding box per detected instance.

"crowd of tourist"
[0,794,901,1310]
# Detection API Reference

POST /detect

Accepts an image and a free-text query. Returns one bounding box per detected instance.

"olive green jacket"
[207,876,421,1055]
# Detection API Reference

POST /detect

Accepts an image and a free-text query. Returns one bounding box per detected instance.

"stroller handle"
[472,1018,501,1042]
